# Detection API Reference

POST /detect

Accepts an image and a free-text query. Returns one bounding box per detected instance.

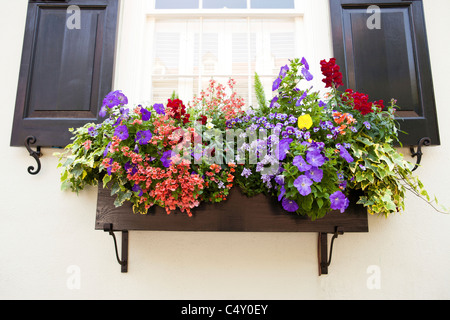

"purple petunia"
[102,90,128,110]
[161,150,174,168]
[153,103,165,115]
[103,142,112,158]
[120,107,129,117]
[141,108,152,121]
[301,57,310,70]
[306,167,323,183]
[124,161,137,175]
[273,78,282,91]
[115,91,128,105]
[135,130,153,145]
[274,175,285,186]
[278,138,293,161]
[282,198,299,212]
[293,155,312,172]
[306,150,326,167]
[269,96,280,109]
[301,68,314,81]
[279,65,289,78]
[99,106,108,118]
[294,175,313,196]
[132,184,143,197]
[278,185,286,202]
[339,145,354,163]
[296,91,308,106]
[114,125,129,141]
[106,158,114,176]
[330,191,350,213]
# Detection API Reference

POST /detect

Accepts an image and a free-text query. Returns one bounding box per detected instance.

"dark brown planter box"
[95,185,369,275]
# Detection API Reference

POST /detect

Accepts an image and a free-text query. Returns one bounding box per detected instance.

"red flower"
[167,98,191,124]
[342,89,384,115]
[320,58,343,89]
[167,99,186,120]
[183,113,191,124]
[198,115,208,125]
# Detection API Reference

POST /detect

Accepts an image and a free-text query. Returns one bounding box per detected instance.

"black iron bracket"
[410,137,431,172]
[24,136,42,175]
[103,223,128,273]
[318,227,344,276]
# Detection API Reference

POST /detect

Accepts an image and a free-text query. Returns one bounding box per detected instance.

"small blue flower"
[279,65,289,78]
[135,130,153,145]
[153,103,165,115]
[330,191,350,213]
[141,108,152,121]
[272,78,282,91]
[301,57,309,70]
[301,68,313,81]
[282,198,299,212]
[296,91,308,106]
[114,125,129,141]
[294,175,313,196]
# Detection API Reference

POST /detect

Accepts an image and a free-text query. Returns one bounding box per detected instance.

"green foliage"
[55,57,446,220]
[254,72,268,111]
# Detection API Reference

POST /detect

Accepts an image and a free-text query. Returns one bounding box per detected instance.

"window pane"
[203,0,247,9]
[250,19,296,75]
[155,0,199,9]
[251,0,294,9]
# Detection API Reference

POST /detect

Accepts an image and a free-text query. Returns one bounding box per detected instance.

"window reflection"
[251,0,295,9]
[155,0,199,9]
[203,0,247,9]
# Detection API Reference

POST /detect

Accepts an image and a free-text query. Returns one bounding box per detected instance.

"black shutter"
[10,0,119,148]
[329,0,440,146]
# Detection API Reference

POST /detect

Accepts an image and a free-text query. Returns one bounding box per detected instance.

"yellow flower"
[298,114,313,130]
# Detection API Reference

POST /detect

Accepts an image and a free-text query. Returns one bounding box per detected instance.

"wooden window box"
[96,185,368,275]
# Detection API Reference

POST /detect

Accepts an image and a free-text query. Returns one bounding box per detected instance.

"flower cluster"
[189,78,245,122]
[320,58,343,88]
[58,56,437,220]
[342,89,384,115]
[167,99,190,124]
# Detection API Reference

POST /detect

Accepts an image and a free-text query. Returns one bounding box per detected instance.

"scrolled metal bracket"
[103,223,128,273]
[410,137,431,172]
[24,136,43,175]
[318,227,344,276]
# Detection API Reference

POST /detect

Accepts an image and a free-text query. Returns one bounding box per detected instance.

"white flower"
[206,121,214,129]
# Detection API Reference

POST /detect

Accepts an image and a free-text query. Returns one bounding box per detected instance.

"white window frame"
[113,0,333,106]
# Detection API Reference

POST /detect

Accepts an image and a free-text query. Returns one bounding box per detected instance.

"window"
[150,17,297,106]
[329,0,440,146]
[116,0,322,108]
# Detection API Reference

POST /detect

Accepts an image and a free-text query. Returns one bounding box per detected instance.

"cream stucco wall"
[1,0,449,300]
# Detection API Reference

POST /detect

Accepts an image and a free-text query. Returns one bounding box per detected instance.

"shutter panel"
[10,0,119,147]
[329,0,440,146]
